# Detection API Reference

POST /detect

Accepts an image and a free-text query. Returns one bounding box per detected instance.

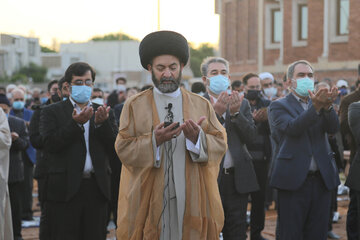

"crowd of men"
[0,30,360,240]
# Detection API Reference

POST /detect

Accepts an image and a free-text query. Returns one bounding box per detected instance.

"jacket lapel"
[287,93,305,115]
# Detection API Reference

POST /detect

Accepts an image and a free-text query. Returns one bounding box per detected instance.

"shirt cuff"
[186,135,201,155]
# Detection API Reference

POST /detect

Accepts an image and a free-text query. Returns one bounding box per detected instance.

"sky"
[1,0,220,49]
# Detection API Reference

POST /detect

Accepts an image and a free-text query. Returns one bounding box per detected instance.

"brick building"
[216,0,360,86]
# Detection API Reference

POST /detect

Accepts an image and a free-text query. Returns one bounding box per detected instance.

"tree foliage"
[41,46,57,53]
[11,62,48,83]
[91,32,137,41]
[190,43,215,77]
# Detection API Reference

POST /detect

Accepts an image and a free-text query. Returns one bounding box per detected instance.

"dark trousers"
[21,157,33,220]
[220,173,249,240]
[9,181,23,239]
[108,156,121,226]
[37,178,49,240]
[46,176,108,240]
[277,173,331,240]
[347,189,360,240]
[250,161,269,240]
[328,186,338,231]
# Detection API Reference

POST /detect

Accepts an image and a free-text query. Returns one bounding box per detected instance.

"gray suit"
[346,101,360,239]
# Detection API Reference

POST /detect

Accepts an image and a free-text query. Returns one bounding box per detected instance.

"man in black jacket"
[201,57,259,240]
[0,94,29,240]
[40,62,118,240]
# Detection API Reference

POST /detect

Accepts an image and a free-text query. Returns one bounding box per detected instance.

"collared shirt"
[291,93,318,171]
[69,97,93,173]
[210,95,234,168]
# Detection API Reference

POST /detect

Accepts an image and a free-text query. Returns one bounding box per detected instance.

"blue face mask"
[208,75,230,95]
[12,101,25,110]
[71,85,92,103]
[294,77,314,97]
[41,97,48,104]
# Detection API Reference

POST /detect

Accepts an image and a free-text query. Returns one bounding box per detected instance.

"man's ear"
[147,64,152,72]
[201,76,207,85]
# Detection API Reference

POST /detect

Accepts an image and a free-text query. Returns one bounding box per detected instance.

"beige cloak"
[0,108,13,240]
[115,88,227,240]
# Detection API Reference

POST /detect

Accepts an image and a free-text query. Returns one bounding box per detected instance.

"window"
[271,9,282,43]
[292,0,307,47]
[28,41,36,57]
[265,3,282,49]
[298,4,308,40]
[337,0,349,35]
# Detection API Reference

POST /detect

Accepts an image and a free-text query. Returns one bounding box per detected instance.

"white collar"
[69,97,91,108]
[153,87,181,98]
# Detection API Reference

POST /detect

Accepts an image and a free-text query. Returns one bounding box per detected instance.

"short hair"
[47,80,58,92]
[231,80,242,90]
[287,60,314,81]
[93,87,103,94]
[64,62,96,84]
[116,77,127,84]
[200,57,229,77]
[242,73,259,85]
[0,86,6,93]
[315,82,330,92]
[191,82,206,93]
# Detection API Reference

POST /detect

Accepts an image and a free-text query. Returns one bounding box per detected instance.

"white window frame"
[265,3,281,50]
[329,0,349,43]
[292,0,308,47]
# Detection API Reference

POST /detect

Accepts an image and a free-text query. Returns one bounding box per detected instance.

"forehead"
[12,91,24,98]
[50,83,58,89]
[261,78,273,83]
[72,70,92,80]
[207,62,227,73]
[152,55,180,66]
[294,63,313,75]
[247,77,261,85]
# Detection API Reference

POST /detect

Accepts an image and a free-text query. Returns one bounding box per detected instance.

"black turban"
[139,30,189,70]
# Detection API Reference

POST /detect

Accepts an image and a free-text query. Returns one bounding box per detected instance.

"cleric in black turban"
[139,30,189,70]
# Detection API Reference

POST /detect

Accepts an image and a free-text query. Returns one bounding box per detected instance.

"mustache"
[160,77,176,83]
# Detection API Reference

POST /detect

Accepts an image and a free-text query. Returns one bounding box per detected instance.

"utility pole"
[157,0,160,30]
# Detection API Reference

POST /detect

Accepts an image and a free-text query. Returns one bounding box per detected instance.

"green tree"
[91,32,137,41]
[13,62,48,83]
[41,46,57,53]
[190,43,215,77]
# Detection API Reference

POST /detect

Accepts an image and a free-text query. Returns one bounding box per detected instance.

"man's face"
[70,71,93,93]
[11,90,25,103]
[148,55,183,93]
[0,103,9,114]
[261,78,273,91]
[117,79,126,86]
[291,63,314,89]
[59,82,70,98]
[48,83,59,98]
[91,91,103,99]
[245,77,261,93]
[202,62,229,85]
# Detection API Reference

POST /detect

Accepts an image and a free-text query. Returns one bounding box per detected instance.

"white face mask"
[91,97,104,105]
[117,84,126,93]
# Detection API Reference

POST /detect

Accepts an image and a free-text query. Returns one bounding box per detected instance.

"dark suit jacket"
[8,115,29,183]
[346,102,360,191]
[40,99,118,202]
[268,93,340,191]
[203,93,259,194]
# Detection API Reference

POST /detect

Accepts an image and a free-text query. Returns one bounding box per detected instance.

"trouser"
[9,181,23,239]
[220,172,249,240]
[21,158,33,220]
[46,175,108,240]
[250,161,269,240]
[347,189,360,240]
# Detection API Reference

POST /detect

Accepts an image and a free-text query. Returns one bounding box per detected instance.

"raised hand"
[154,121,182,146]
[252,108,268,122]
[72,106,93,124]
[211,91,228,116]
[181,116,206,144]
[95,106,110,125]
[309,88,329,112]
[229,91,243,115]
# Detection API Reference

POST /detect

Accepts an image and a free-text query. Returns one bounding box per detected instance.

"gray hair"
[315,82,330,93]
[287,60,314,81]
[200,57,229,77]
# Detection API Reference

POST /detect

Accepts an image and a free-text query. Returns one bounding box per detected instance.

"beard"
[152,70,182,93]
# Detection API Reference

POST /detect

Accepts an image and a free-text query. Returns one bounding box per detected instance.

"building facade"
[216,0,360,85]
[0,34,41,78]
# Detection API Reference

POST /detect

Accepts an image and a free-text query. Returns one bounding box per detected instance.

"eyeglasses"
[71,79,93,86]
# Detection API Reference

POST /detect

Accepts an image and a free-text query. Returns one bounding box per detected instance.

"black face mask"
[51,93,61,103]
[245,90,261,101]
